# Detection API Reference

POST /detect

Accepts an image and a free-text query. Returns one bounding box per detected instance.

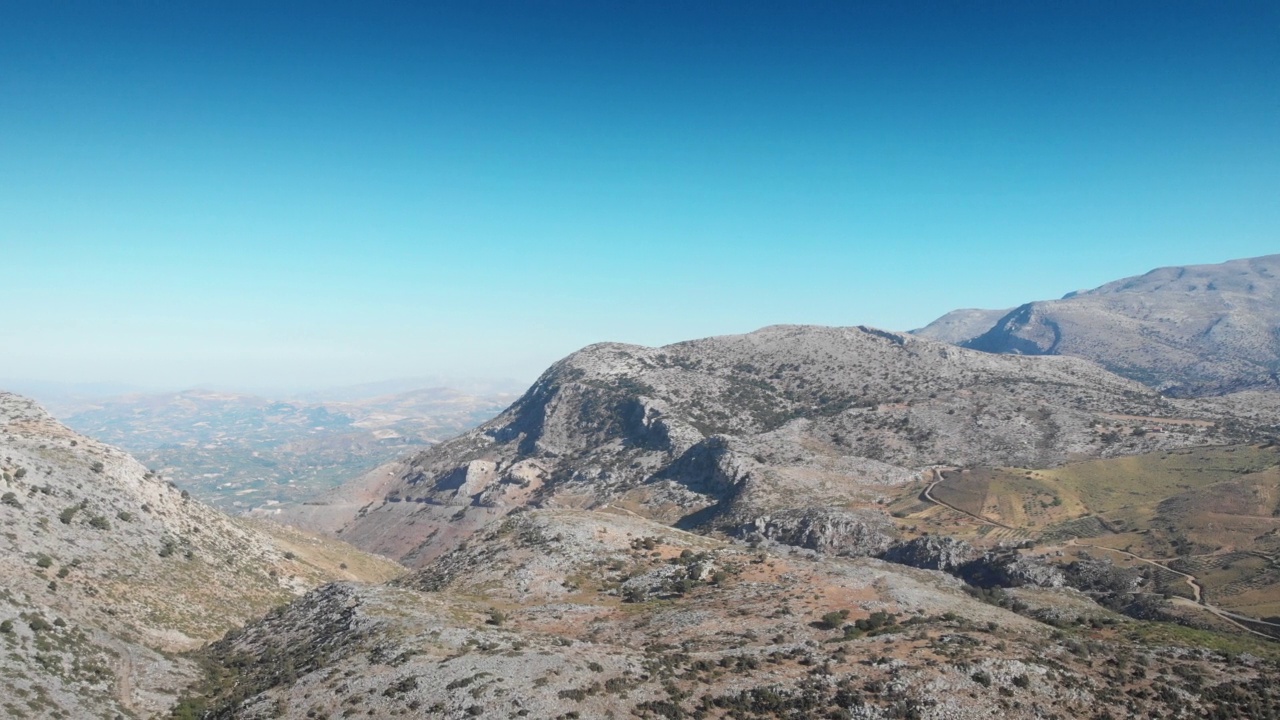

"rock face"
[734,507,895,557]
[960,551,1068,590]
[880,539,1067,590]
[277,325,1265,567]
[0,391,401,718]
[880,536,979,572]
[916,254,1280,396]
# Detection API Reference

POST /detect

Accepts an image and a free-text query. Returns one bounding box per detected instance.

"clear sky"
[1,1,1276,390]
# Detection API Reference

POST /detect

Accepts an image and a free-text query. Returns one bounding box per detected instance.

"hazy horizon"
[3,2,1276,388]
[0,374,530,405]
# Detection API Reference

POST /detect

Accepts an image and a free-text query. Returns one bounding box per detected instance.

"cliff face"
[277,325,1262,567]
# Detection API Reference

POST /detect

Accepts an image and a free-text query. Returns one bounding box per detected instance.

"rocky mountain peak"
[915,254,1280,395]
[274,324,1266,568]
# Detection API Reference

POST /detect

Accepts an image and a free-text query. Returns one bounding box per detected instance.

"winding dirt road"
[1066,539,1280,639]
[1066,538,1202,603]
[918,480,1280,640]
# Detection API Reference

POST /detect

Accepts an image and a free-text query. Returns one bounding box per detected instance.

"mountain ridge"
[270,324,1270,568]
[915,254,1280,395]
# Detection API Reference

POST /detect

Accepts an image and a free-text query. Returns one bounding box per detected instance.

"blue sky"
[1,1,1276,390]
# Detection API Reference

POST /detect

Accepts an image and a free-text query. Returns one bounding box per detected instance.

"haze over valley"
[39,384,519,512]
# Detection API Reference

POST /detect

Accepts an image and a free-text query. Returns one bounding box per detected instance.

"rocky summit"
[271,324,1272,568]
[916,254,1280,396]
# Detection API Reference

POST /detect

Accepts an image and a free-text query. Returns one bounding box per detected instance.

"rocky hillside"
[915,254,1280,396]
[180,507,1280,719]
[272,325,1269,567]
[0,391,401,719]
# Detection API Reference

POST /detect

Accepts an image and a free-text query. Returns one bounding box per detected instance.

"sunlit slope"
[893,444,1280,618]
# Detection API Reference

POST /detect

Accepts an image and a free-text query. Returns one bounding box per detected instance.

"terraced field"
[892,444,1280,621]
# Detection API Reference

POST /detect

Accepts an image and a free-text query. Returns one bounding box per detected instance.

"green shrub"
[818,609,850,630]
[88,515,110,530]
[59,505,80,525]
[35,554,53,569]
[1,492,21,509]
[117,511,134,522]
[854,611,898,632]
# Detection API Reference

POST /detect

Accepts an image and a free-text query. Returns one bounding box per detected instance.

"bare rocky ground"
[225,316,1280,719]
[184,508,1280,719]
[270,324,1277,568]
[0,392,402,719]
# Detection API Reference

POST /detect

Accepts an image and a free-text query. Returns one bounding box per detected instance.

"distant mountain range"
[9,254,1280,719]
[56,386,516,511]
[914,254,1280,396]
[220,255,1280,719]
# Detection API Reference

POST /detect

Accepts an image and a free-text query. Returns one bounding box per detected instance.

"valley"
[8,255,1280,719]
[174,508,1280,719]
[0,393,402,718]
[54,387,515,512]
